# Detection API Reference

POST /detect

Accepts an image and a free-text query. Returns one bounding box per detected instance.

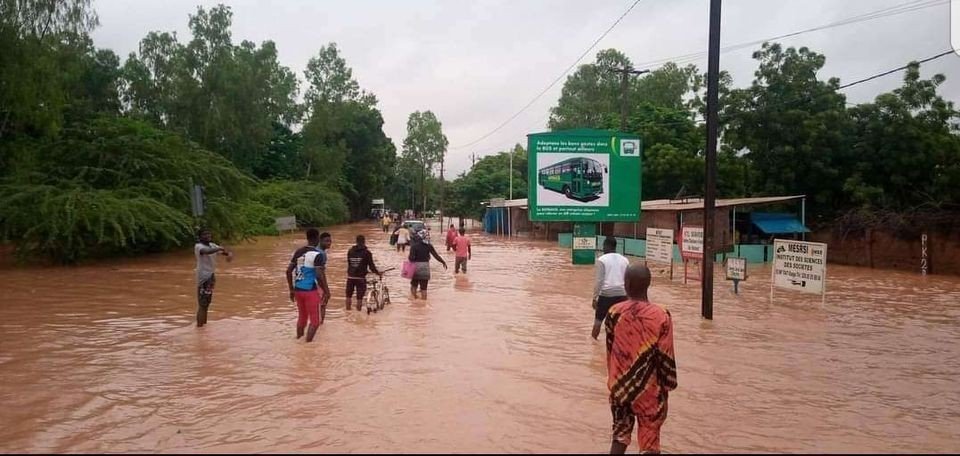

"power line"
[450,0,945,151]
[838,50,953,89]
[634,0,946,70]
[448,0,647,150]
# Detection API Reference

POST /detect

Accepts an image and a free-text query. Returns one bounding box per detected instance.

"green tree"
[401,111,448,213]
[722,43,853,218]
[844,63,960,211]
[448,145,527,220]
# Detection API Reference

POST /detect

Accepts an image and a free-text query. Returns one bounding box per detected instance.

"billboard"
[527,129,641,222]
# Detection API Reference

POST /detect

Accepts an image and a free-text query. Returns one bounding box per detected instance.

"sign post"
[274,215,297,234]
[726,257,747,294]
[645,227,674,280]
[680,225,704,284]
[770,239,828,305]
[572,223,598,265]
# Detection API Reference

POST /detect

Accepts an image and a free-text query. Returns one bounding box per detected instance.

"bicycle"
[365,267,395,314]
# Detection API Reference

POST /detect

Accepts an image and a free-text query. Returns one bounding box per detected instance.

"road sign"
[275,215,297,232]
[771,239,828,298]
[646,228,673,264]
[680,225,704,260]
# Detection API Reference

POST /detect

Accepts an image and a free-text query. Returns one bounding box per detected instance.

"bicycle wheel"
[381,286,390,309]
[369,289,379,313]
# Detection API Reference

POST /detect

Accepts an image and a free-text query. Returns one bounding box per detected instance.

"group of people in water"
[192,226,675,454]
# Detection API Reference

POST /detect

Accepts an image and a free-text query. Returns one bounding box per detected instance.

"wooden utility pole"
[702,0,722,320]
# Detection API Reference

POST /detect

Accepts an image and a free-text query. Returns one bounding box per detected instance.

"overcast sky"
[91,0,959,176]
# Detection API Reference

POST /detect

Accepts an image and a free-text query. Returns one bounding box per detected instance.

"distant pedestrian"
[606,265,677,454]
[445,224,458,252]
[395,224,411,252]
[453,228,472,274]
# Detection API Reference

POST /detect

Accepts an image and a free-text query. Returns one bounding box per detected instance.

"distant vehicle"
[538,156,607,200]
[403,220,426,233]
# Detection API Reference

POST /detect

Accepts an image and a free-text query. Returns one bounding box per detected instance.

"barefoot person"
[194,228,232,328]
[606,265,677,454]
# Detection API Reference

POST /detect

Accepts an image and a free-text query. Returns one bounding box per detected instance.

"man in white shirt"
[592,236,630,339]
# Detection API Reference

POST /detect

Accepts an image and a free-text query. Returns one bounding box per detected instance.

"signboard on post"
[771,239,828,301]
[726,257,747,281]
[275,215,297,233]
[646,228,674,264]
[679,225,704,259]
[572,222,597,265]
[679,225,704,284]
[371,198,385,205]
[527,129,642,222]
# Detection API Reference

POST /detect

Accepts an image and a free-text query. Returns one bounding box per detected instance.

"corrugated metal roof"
[641,195,805,211]
[751,212,810,234]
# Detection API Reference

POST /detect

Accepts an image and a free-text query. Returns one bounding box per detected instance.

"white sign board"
[680,225,704,259]
[371,198,385,205]
[772,239,827,295]
[726,257,747,281]
[573,236,597,251]
[275,215,297,232]
[646,228,674,264]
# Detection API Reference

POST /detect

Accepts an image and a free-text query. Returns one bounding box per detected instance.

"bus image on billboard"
[537,157,607,201]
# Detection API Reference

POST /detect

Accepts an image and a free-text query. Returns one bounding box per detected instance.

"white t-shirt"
[594,252,629,298]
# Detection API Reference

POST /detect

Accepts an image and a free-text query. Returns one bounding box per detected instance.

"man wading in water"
[606,265,677,454]
[194,228,232,328]
[593,236,629,339]
[286,229,331,342]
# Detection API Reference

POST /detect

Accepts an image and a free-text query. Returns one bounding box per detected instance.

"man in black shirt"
[346,235,381,311]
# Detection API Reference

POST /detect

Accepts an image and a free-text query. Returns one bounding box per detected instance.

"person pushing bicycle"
[346,235,381,311]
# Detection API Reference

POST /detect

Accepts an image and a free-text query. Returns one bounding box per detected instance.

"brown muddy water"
[1,222,958,453]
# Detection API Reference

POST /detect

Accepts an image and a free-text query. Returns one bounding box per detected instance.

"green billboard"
[527,129,642,222]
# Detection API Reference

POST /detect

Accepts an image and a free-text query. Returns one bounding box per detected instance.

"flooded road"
[1,222,959,453]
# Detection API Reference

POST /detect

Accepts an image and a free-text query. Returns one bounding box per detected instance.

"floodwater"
[1,222,958,453]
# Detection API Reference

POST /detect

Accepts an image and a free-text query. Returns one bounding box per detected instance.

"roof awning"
[751,212,810,234]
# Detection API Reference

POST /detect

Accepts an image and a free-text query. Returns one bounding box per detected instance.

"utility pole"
[607,66,651,131]
[608,65,649,237]
[702,0,722,321]
[440,157,445,227]
[509,149,513,200]
[470,152,477,169]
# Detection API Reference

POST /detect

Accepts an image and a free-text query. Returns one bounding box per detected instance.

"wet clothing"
[454,235,471,258]
[346,278,367,299]
[347,245,379,278]
[445,228,458,251]
[455,257,468,274]
[408,241,444,290]
[195,242,221,283]
[396,228,411,246]
[197,275,216,308]
[289,246,326,291]
[595,295,627,323]
[605,300,677,453]
[295,289,322,330]
[595,252,629,299]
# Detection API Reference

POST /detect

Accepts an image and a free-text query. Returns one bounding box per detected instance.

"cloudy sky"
[91,0,958,176]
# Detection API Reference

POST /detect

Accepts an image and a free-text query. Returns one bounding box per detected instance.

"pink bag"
[401,260,415,279]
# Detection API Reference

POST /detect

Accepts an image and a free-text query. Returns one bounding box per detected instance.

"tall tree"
[722,43,853,219]
[401,111,448,213]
